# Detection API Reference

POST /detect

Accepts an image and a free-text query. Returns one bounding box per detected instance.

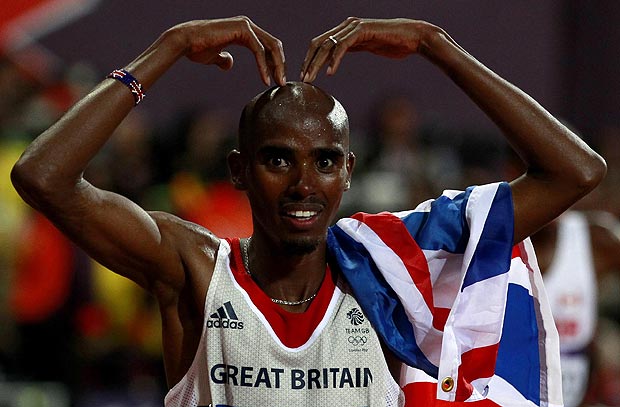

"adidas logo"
[207,301,244,329]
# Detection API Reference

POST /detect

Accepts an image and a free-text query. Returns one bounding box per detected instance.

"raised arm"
[301,18,606,243]
[11,17,286,291]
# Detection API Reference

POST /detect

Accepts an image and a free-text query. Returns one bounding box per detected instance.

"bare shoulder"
[148,211,221,304]
[151,211,220,250]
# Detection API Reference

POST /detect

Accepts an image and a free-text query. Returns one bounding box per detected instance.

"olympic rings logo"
[348,336,368,346]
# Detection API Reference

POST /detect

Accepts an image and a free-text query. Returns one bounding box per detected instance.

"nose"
[287,162,316,199]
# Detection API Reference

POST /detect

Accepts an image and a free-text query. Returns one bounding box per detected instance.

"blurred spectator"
[150,107,253,238]
[457,128,509,187]
[531,210,620,407]
[341,93,462,214]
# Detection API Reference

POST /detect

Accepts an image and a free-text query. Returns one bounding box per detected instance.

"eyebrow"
[313,147,345,158]
[256,145,345,158]
[256,145,294,158]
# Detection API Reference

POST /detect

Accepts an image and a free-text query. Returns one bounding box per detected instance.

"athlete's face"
[234,108,354,253]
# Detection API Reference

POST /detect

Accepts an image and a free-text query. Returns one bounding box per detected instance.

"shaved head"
[238,82,349,153]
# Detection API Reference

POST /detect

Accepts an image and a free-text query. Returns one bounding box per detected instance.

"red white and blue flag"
[328,182,563,406]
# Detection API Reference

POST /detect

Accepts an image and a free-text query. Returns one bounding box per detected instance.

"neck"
[243,234,328,305]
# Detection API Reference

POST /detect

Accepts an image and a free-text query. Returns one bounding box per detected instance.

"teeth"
[289,210,317,218]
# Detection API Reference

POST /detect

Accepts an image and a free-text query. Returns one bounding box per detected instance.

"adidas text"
[207,319,244,329]
[207,301,244,330]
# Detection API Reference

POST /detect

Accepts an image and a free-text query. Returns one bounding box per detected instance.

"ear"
[344,151,356,191]
[227,149,247,190]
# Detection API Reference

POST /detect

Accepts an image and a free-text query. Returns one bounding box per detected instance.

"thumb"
[214,51,234,71]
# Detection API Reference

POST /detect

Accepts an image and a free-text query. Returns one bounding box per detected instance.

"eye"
[268,156,289,168]
[316,157,334,170]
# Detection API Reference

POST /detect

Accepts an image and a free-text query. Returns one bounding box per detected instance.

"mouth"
[279,203,324,230]
[286,210,319,220]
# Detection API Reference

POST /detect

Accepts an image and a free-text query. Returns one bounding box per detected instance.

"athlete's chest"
[204,280,388,395]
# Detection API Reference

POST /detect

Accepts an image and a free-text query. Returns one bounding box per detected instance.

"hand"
[170,16,286,86]
[300,17,430,83]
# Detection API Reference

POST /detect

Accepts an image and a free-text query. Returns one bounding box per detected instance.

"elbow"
[574,152,607,196]
[11,155,61,208]
[11,158,42,207]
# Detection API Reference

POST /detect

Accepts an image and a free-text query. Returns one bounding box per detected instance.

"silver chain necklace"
[241,237,318,306]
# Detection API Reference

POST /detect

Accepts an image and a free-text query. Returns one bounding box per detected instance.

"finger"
[301,18,362,82]
[301,37,338,82]
[300,31,336,80]
[236,20,272,86]
[325,23,364,76]
[300,18,358,81]
[250,23,287,86]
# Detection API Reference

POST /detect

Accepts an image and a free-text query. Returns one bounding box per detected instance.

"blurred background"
[1,1,619,406]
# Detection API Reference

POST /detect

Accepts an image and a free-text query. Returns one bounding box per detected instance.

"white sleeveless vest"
[165,239,404,407]
[542,211,597,407]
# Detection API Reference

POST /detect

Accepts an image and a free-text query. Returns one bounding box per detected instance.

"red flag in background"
[0,0,100,82]
[1,0,101,51]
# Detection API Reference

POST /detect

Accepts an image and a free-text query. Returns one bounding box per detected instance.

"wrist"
[158,24,194,58]
[122,26,189,90]
[418,24,468,71]
[417,22,449,59]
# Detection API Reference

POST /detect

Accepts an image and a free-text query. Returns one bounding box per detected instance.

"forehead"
[248,85,349,152]
[257,110,346,143]
[252,108,349,149]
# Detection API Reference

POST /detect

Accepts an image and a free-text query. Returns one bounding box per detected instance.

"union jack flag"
[328,182,563,406]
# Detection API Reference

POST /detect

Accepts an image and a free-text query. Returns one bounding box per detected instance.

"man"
[11,16,606,406]
[532,210,620,407]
